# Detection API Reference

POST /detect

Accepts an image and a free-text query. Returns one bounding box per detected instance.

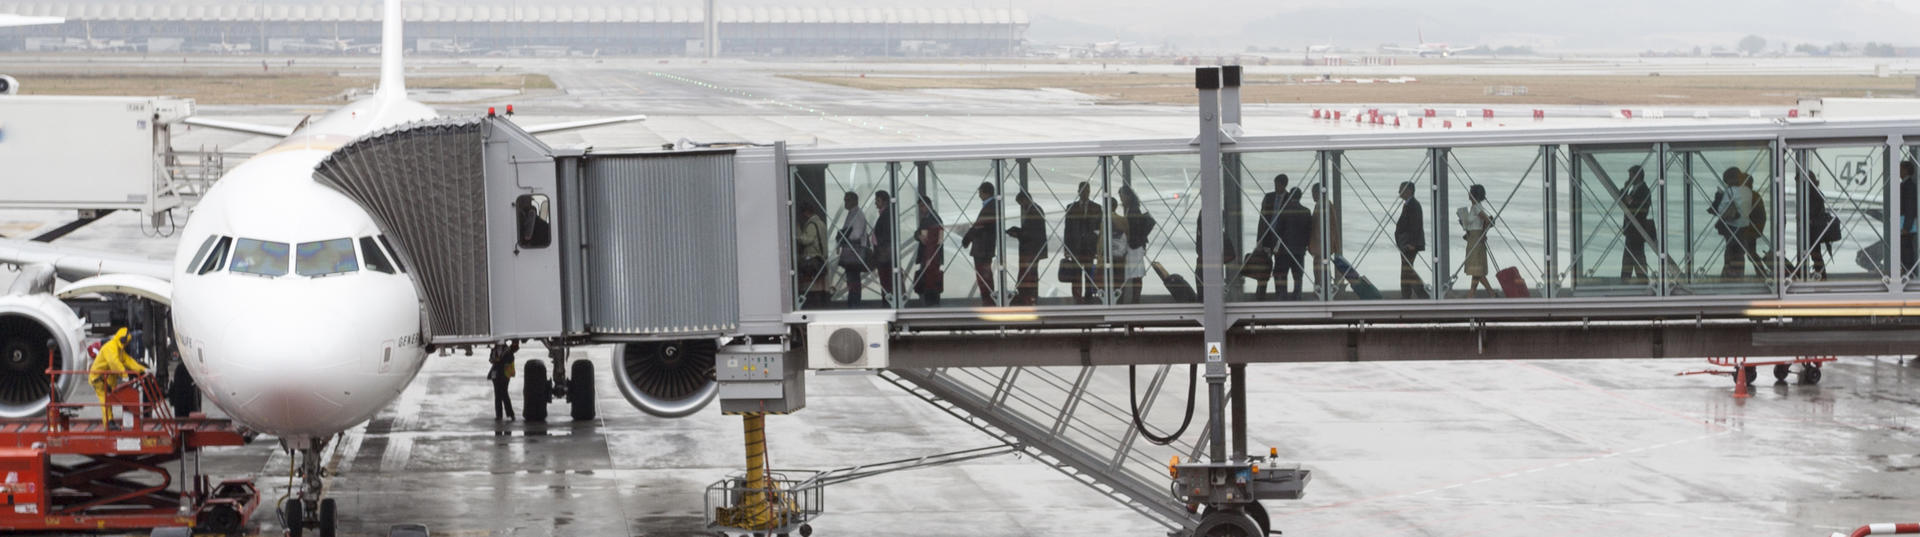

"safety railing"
[45,354,174,437]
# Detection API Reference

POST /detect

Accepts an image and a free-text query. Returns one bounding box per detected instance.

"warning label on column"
[1206,342,1222,362]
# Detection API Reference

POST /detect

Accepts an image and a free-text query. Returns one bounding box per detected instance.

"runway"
[0,54,1917,536]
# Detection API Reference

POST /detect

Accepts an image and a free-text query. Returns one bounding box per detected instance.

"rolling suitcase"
[1151,262,1199,302]
[1330,257,1381,300]
[1496,267,1530,298]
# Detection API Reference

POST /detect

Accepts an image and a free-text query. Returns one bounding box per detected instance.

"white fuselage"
[171,94,436,443]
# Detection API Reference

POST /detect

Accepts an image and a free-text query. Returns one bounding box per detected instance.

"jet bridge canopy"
[314,116,751,345]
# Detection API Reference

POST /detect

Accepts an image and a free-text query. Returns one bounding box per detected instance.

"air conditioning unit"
[807,319,889,370]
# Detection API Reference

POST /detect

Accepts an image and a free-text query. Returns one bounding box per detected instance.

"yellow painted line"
[1744,307,1916,317]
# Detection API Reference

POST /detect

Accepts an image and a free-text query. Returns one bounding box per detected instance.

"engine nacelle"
[0,75,17,95]
[612,339,717,418]
[0,265,86,418]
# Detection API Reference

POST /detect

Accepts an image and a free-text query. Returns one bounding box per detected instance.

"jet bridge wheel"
[524,360,550,422]
[1202,503,1269,536]
[569,359,595,421]
[1192,508,1263,537]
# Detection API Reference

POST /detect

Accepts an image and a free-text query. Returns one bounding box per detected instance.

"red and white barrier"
[1834,523,1920,537]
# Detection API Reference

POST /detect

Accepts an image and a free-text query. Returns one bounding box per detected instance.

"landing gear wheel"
[1802,364,1823,385]
[286,498,305,537]
[569,359,595,421]
[1194,509,1263,537]
[1773,364,1791,382]
[318,498,337,537]
[524,359,550,422]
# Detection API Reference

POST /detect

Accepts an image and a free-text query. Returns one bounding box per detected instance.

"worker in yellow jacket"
[89,328,147,428]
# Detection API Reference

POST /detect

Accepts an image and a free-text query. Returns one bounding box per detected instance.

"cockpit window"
[187,235,220,274]
[228,238,290,277]
[377,235,407,273]
[359,237,395,274]
[196,236,232,275]
[295,238,359,277]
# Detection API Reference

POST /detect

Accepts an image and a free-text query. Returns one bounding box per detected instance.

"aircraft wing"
[520,114,648,135]
[184,117,295,138]
[0,14,63,28]
[0,239,172,282]
[1380,46,1421,54]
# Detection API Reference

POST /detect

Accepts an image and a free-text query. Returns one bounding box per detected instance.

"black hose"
[1129,363,1198,446]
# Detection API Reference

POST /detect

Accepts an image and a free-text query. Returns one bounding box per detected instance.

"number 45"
[1838,158,1873,186]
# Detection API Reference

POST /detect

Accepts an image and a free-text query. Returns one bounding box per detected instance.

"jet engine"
[0,75,17,95]
[0,264,86,418]
[612,339,717,418]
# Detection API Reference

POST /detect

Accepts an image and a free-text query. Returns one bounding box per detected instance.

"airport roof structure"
[0,3,1029,25]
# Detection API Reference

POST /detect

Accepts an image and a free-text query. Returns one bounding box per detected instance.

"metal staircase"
[880,366,1203,532]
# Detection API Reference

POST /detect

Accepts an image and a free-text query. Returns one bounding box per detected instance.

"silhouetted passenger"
[837,192,873,308]
[1903,160,1917,276]
[1274,188,1311,300]
[1061,182,1101,303]
[1308,183,1342,293]
[960,182,1001,306]
[1458,184,1494,297]
[1621,165,1655,284]
[872,191,896,306]
[912,196,945,306]
[1254,174,1291,300]
[1710,167,1761,278]
[1006,191,1048,305]
[797,204,831,308]
[1804,170,1838,280]
[1120,186,1154,303]
[1395,181,1427,299]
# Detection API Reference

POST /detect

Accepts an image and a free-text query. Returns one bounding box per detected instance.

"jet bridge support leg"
[1172,66,1312,537]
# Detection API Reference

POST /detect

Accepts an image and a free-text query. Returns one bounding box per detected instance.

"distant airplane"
[0,14,62,28]
[1381,29,1482,57]
[283,23,380,54]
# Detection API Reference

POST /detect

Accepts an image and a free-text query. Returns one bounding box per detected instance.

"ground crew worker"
[89,328,147,429]
[488,342,517,421]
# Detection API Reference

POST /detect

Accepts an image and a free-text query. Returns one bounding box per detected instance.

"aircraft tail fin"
[376,0,404,100]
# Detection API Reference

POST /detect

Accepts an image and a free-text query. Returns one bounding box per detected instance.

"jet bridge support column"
[1174,66,1311,537]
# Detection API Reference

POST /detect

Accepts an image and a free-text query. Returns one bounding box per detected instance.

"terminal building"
[0,2,1028,56]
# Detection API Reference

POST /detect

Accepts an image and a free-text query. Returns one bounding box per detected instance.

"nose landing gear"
[283,438,339,537]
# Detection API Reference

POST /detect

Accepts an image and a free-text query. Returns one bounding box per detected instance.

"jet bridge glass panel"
[1784,143,1889,291]
[1234,151,1321,302]
[1442,145,1551,299]
[1569,144,1662,297]
[1664,141,1776,296]
[1328,148,1431,300]
[1009,157,1107,307]
[1902,146,1920,289]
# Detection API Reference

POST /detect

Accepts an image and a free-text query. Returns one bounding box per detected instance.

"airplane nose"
[207,296,390,437]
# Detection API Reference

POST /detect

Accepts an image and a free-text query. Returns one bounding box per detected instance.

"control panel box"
[716,344,805,414]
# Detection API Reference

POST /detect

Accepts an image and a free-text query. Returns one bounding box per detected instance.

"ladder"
[879,366,1202,532]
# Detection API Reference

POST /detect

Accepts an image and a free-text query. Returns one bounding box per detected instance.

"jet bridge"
[313,68,1920,536]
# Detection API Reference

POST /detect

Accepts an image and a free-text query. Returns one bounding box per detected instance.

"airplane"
[0,14,62,28]
[1381,29,1482,58]
[282,23,380,55]
[0,0,647,533]
[41,21,138,53]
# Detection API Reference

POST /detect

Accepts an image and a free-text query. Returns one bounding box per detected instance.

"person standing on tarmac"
[90,327,146,429]
[488,341,518,421]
